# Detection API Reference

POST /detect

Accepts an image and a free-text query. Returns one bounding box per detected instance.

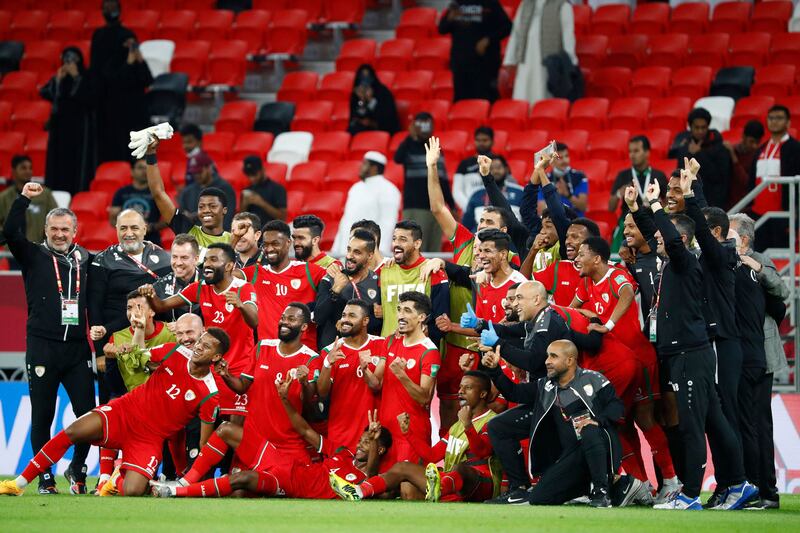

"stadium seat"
[669,2,709,34]
[11,101,50,133]
[408,99,450,131]
[24,130,47,173]
[384,160,404,190]
[647,33,689,69]
[671,66,714,102]
[568,98,609,132]
[330,100,351,131]
[448,99,490,133]
[264,162,288,187]
[587,67,631,99]
[145,72,187,127]
[326,0,367,26]
[648,97,692,133]
[157,133,185,165]
[728,33,771,69]
[375,70,396,88]
[231,9,270,54]
[231,132,274,161]
[588,130,630,161]
[8,11,49,42]
[630,3,669,34]
[317,71,355,103]
[637,128,672,159]
[291,100,334,134]
[591,4,630,36]
[0,101,12,131]
[217,161,249,192]
[268,131,314,168]
[630,66,671,98]
[0,71,38,102]
[585,210,615,239]
[375,39,415,72]
[325,160,361,194]
[123,10,160,42]
[751,1,794,33]
[194,9,234,41]
[277,71,319,104]
[207,40,248,87]
[608,98,650,131]
[83,11,105,39]
[292,0,323,22]
[388,131,407,158]
[309,131,351,162]
[0,41,25,75]
[302,190,345,226]
[81,222,118,251]
[431,70,454,101]
[140,40,176,79]
[687,34,730,71]
[395,7,438,41]
[170,40,210,87]
[70,191,109,223]
[287,190,306,220]
[573,4,591,36]
[255,102,295,136]
[489,99,529,133]
[529,98,570,131]
[694,96,736,132]
[769,33,800,68]
[709,1,751,34]
[0,132,26,173]
[412,38,450,71]
[201,132,236,163]
[778,96,800,122]
[92,161,131,192]
[47,10,85,41]
[579,161,611,190]
[288,160,327,194]
[551,130,589,160]
[392,70,433,101]
[20,40,61,76]
[215,100,258,133]
[710,66,755,100]
[156,10,198,41]
[575,35,608,70]
[349,131,389,160]
[266,9,309,57]
[606,34,648,70]
[335,39,376,72]
[506,130,550,162]
[730,96,776,129]
[751,65,797,98]
[436,130,469,162]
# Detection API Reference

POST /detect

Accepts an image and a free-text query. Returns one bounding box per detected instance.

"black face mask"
[104,9,120,23]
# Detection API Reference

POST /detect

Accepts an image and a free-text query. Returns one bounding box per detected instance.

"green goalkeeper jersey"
[111,321,176,391]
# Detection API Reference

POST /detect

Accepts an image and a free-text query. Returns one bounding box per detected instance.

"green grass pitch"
[1,479,798,532]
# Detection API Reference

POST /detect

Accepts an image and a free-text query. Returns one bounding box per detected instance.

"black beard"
[265,251,287,267]
[204,268,224,285]
[278,325,302,342]
[295,245,312,261]
[342,261,363,276]
[337,325,357,338]
[506,312,519,322]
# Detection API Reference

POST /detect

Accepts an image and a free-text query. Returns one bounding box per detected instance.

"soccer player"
[330,371,501,502]
[244,220,326,349]
[292,214,339,268]
[0,329,228,497]
[318,299,385,452]
[139,243,258,419]
[229,212,263,269]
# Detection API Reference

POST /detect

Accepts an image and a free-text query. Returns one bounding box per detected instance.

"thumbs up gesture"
[460,303,479,328]
[480,321,499,347]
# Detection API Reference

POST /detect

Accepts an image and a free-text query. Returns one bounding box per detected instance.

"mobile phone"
[534,140,557,166]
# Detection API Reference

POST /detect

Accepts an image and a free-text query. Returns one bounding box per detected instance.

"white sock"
[15,476,28,489]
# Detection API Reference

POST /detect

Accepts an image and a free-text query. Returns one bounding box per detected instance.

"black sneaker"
[484,487,530,505]
[704,487,726,509]
[589,487,611,508]
[65,465,88,495]
[38,471,58,495]
[761,498,779,510]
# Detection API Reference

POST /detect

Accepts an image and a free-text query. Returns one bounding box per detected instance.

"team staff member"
[152,233,201,322]
[2,182,95,495]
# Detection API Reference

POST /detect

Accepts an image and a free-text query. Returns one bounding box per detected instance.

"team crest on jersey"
[345,473,357,482]
[371,356,380,366]
[406,359,416,369]
[34,366,45,377]
[100,405,112,412]
[368,289,377,299]
[291,279,301,290]
[185,390,196,401]
[150,255,160,264]
[225,303,234,313]
[614,275,626,284]
[601,293,609,303]
[583,384,594,396]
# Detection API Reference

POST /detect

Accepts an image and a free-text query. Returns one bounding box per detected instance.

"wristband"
[323,356,331,368]
[604,320,616,331]
[145,153,157,165]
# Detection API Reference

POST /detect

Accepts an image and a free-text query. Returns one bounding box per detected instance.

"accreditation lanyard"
[53,252,81,326]
[648,259,666,342]
[633,167,652,202]
[126,250,160,279]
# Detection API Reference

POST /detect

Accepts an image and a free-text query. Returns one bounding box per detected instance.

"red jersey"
[112,343,219,439]
[475,270,528,322]
[551,305,636,363]
[245,261,326,349]
[241,339,319,455]
[283,436,366,499]
[320,335,384,452]
[451,223,521,268]
[178,277,256,376]
[533,260,582,306]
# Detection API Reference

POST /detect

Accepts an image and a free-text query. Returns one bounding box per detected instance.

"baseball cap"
[187,151,214,175]
[364,151,387,166]
[242,155,263,176]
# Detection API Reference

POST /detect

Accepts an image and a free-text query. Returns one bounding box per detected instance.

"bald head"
[545,339,579,382]
[515,281,549,321]
[116,209,147,254]
[174,313,203,347]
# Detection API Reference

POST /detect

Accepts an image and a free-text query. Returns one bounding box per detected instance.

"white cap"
[363,151,387,166]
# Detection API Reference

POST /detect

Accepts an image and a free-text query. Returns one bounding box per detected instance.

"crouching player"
[0,329,228,497]
[330,371,502,502]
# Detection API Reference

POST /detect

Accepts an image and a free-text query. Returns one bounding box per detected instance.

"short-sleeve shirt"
[378,256,449,337]
[112,185,159,223]
[533,260,582,306]
[169,209,231,259]
[245,179,287,224]
[475,270,528,323]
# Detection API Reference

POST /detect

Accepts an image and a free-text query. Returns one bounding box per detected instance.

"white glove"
[128,122,174,160]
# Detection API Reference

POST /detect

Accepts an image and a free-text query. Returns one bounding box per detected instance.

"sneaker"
[654,476,682,505]
[328,472,362,501]
[484,487,530,505]
[653,492,703,510]
[612,476,652,507]
[94,474,111,496]
[98,467,121,497]
[564,496,591,505]
[760,498,779,510]
[713,481,759,510]
[148,480,176,498]
[589,487,611,508]
[65,465,88,495]
[704,487,727,509]
[424,463,441,503]
[38,471,58,495]
[0,479,24,496]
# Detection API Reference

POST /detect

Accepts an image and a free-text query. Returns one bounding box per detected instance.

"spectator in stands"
[90,0,153,163]
[240,156,287,223]
[177,152,236,231]
[181,124,204,158]
[40,46,96,195]
[394,112,454,253]
[438,0,512,102]
[347,64,399,135]
[109,159,164,246]
[0,155,58,248]
[453,126,499,213]
[462,155,523,232]
[537,143,587,215]
[668,107,732,209]
[332,151,400,258]
[724,120,764,211]
[503,0,577,104]
[609,136,669,215]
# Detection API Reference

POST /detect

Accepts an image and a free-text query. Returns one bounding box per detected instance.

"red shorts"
[582,352,640,413]
[213,374,249,416]
[92,402,162,479]
[440,466,496,502]
[634,359,661,404]
[234,427,311,471]
[437,343,475,400]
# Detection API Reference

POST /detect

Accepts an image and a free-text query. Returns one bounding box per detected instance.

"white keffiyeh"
[128,122,174,159]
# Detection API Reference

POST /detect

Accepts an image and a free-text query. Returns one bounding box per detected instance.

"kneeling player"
[330,371,501,502]
[0,329,228,497]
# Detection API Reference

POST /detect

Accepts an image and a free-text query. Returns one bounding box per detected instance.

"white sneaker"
[655,477,683,505]
[653,493,703,510]
[148,480,176,498]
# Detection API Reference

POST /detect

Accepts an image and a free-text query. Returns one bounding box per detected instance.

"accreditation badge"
[61,299,79,326]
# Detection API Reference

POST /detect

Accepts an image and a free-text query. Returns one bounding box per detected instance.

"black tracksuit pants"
[738,367,778,500]
[710,336,743,487]
[487,404,535,489]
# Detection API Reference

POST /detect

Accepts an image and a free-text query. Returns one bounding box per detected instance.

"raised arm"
[426,136,458,240]
[145,140,176,224]
[2,184,41,264]
[138,283,187,314]
[626,186,656,242]
[646,182,694,273]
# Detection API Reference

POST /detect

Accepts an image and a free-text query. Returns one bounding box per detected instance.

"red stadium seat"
[156,10,198,41]
[751,65,797,98]
[375,70,396,88]
[728,33,771,68]
[686,34,729,70]
[232,132,274,161]
[349,131,389,160]
[215,101,257,133]
[123,10,159,42]
[207,40,248,87]
[630,66,671,98]
[291,100,334,134]
[171,40,210,87]
[630,3,669,34]
[670,66,714,101]
[326,0,367,25]
[0,101,12,132]
[395,7,438,40]
[648,97,692,133]
[92,161,131,190]
[448,99,490,132]
[608,98,650,131]
[568,98,609,131]
[490,99,529,133]
[731,96,776,129]
[573,4,591,36]
[392,70,433,101]
[301,190,345,225]
[647,33,689,69]
[412,37,450,71]
[0,132,26,174]
[437,130,470,162]
[265,162,288,186]
[326,160,361,194]
[606,34,648,70]
[588,129,630,160]
[266,9,309,56]
[376,39,415,72]
[579,161,611,189]
[231,9,270,54]
[637,129,672,159]
[591,4,630,36]
[576,35,608,70]
[778,96,800,123]
[432,70,454,101]
[277,71,319,104]
[11,101,50,133]
[201,132,235,163]
[330,100,351,131]
[317,71,355,103]
[47,10,85,41]
[551,130,589,159]
[217,161,249,192]
[384,161,404,189]
[408,99,451,131]
[584,210,616,239]
[8,11,49,42]
[769,33,800,68]
[70,191,109,223]
[709,1,751,34]
[287,190,306,220]
[388,132,406,158]
[24,130,47,173]
[506,130,550,162]
[0,71,38,102]
[751,1,794,33]
[587,67,631,99]
[20,40,61,75]
[669,2,709,34]
[194,9,234,41]
[335,39,377,71]
[309,131,351,162]
[529,98,570,131]
[288,161,327,194]
[81,222,118,251]
[83,11,105,39]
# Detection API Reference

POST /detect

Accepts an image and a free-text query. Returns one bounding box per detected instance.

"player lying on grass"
[0,328,229,497]
[330,370,502,502]
[150,375,391,499]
